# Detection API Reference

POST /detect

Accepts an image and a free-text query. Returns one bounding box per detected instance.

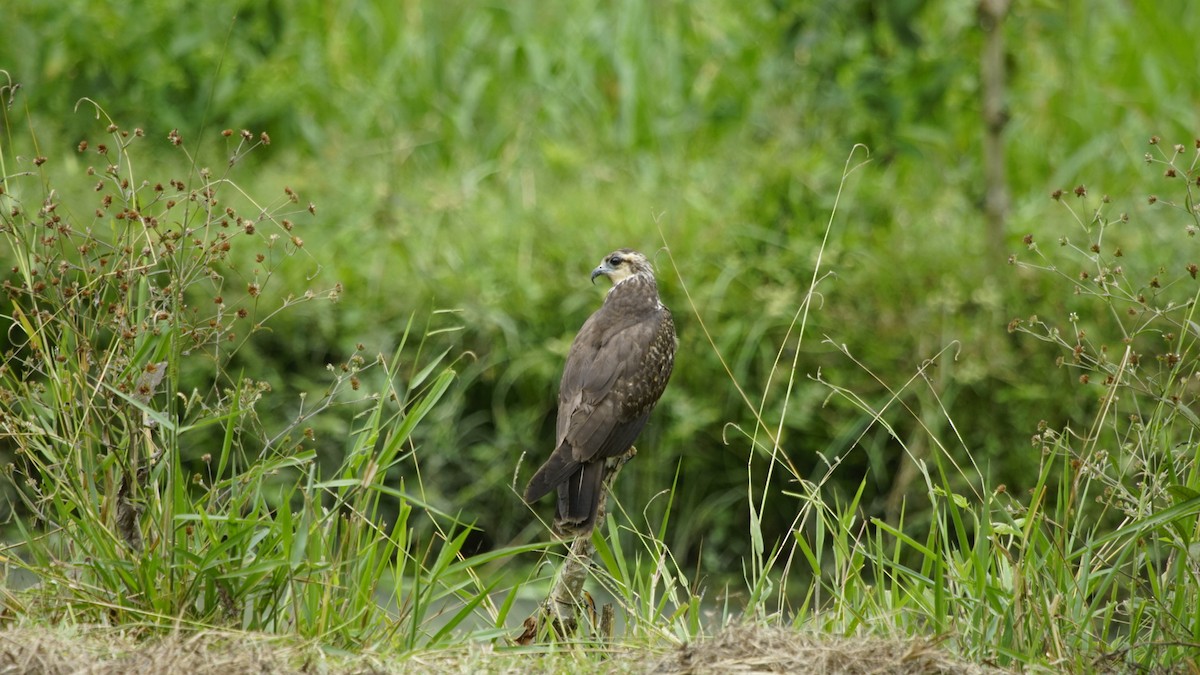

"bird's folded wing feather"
[559,316,658,462]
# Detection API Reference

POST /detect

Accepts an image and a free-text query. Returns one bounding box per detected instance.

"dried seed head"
[1074,185,1087,197]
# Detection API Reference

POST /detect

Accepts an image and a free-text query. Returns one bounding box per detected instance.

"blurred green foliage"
[5,0,1200,577]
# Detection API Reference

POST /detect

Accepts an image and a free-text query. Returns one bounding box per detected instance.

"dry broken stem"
[519,446,636,643]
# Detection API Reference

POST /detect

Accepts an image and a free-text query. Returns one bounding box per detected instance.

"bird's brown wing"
[557,312,660,463]
[522,306,664,503]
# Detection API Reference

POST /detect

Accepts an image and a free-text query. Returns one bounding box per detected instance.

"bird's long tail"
[553,460,605,535]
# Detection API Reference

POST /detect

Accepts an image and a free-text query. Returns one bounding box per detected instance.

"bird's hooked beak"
[590,262,611,285]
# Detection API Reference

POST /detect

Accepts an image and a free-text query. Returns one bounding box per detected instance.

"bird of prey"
[523,249,677,535]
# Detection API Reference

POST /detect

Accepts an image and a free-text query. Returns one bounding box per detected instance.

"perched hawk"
[523,249,677,535]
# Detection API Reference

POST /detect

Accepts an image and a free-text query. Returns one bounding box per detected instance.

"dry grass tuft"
[645,624,1010,675]
[0,623,1014,674]
[0,626,325,675]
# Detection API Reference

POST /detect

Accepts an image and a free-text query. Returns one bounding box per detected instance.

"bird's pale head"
[590,249,654,286]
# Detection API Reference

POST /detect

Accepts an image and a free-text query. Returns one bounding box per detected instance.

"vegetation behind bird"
[3,1,1200,670]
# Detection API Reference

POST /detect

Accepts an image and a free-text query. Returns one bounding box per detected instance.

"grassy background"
[4,0,1200,670]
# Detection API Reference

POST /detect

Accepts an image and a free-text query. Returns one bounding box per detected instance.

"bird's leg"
[518,446,637,644]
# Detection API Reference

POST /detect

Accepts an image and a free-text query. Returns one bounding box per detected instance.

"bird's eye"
[608,255,622,266]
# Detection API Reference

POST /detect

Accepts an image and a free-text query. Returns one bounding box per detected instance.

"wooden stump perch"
[518,447,636,644]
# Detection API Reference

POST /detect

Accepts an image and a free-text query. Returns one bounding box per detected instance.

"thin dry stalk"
[518,447,635,643]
